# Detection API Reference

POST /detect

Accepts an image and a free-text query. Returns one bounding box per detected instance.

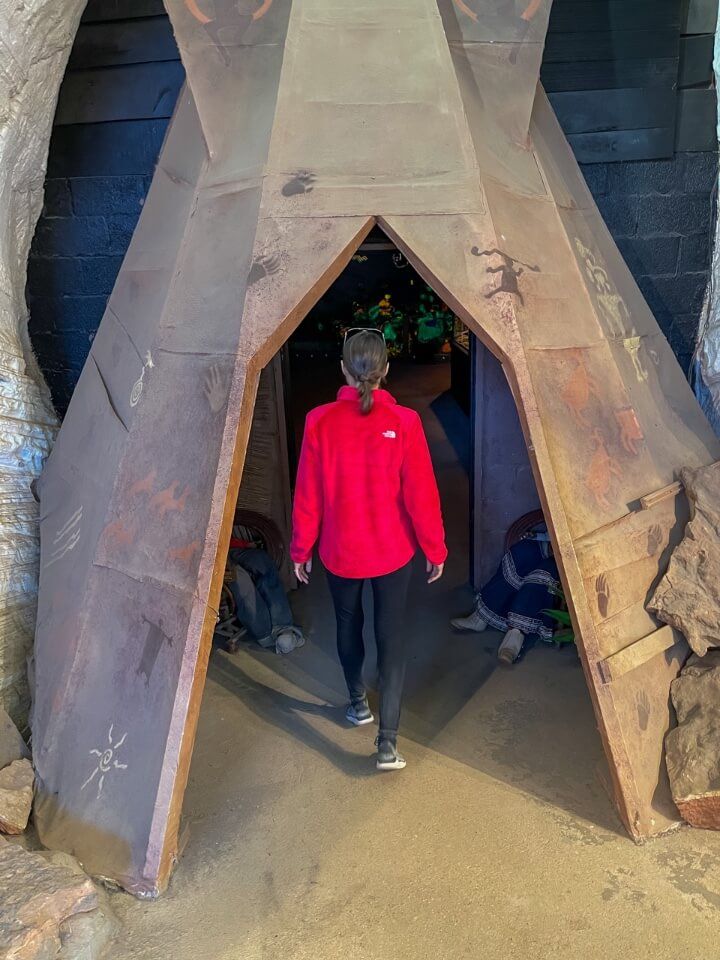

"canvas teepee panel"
[32,0,718,894]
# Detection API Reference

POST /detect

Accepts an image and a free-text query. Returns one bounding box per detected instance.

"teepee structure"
[32,0,719,896]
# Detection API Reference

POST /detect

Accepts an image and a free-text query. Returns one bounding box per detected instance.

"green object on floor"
[543,608,575,647]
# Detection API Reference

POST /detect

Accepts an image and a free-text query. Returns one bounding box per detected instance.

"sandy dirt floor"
[111,362,720,960]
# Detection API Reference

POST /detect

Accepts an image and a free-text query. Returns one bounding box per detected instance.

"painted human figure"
[624,336,650,383]
[575,238,634,341]
[471,246,540,307]
[454,0,544,62]
[185,0,273,65]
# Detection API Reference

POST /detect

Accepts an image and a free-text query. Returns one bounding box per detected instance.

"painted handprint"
[282,171,316,197]
[248,252,281,286]
[203,363,228,414]
[647,524,663,557]
[595,573,610,619]
[636,690,651,732]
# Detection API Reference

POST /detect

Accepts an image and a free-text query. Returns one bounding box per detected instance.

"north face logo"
[382,430,396,439]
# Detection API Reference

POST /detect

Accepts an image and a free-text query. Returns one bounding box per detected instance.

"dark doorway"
[217,229,609,833]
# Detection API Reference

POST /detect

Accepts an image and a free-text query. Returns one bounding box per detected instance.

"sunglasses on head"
[343,327,386,345]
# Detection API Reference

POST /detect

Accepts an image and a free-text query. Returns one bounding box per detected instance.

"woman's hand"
[427,560,444,584]
[294,559,312,584]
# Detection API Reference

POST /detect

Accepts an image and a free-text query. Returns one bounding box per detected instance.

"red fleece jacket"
[291,387,447,579]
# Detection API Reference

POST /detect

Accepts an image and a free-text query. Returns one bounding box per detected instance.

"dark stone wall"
[28,136,717,414]
[586,152,717,373]
[25,0,718,415]
[27,120,168,412]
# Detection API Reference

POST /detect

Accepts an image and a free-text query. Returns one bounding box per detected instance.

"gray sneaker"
[375,736,406,771]
[346,697,374,726]
[275,627,305,655]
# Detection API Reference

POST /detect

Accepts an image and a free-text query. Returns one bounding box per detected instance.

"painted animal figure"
[129,469,157,498]
[101,519,135,549]
[167,540,202,570]
[561,351,601,427]
[471,246,540,306]
[149,482,190,519]
[614,406,644,456]
[585,430,622,510]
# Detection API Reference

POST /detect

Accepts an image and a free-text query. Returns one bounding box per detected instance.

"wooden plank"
[576,499,684,581]
[548,1,680,33]
[541,58,679,93]
[543,30,680,63]
[69,18,180,69]
[595,601,661,660]
[566,126,676,163]
[640,480,683,511]
[548,88,676,135]
[681,0,719,34]
[675,88,719,151]
[583,553,665,628]
[599,625,680,683]
[679,34,715,88]
[82,0,167,22]
[55,62,185,126]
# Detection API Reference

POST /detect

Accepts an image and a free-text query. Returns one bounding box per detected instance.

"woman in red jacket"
[291,328,447,771]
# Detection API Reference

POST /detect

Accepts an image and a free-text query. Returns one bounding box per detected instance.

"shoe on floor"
[497,627,524,665]
[450,609,488,633]
[275,627,305,655]
[346,698,374,726]
[375,736,406,771]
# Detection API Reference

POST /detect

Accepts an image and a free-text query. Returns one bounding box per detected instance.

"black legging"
[326,561,413,739]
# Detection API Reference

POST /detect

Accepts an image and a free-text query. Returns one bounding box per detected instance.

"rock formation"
[666,652,720,829]
[650,461,720,657]
[0,0,86,727]
[0,758,33,835]
[0,705,30,770]
[0,839,119,959]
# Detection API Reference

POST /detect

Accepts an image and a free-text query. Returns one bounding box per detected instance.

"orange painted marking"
[253,0,273,19]
[129,469,157,498]
[168,540,202,568]
[102,519,135,548]
[586,430,622,510]
[615,407,644,457]
[185,0,273,25]
[149,482,190,519]
[521,0,543,21]
[454,0,478,22]
[185,0,211,25]
[561,351,600,429]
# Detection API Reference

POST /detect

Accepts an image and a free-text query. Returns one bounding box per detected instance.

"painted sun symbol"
[81,724,129,801]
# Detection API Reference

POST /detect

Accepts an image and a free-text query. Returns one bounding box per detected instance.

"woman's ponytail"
[342,330,388,415]
[357,378,374,414]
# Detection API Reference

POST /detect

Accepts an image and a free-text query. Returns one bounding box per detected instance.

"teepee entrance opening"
[210,226,604,846]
